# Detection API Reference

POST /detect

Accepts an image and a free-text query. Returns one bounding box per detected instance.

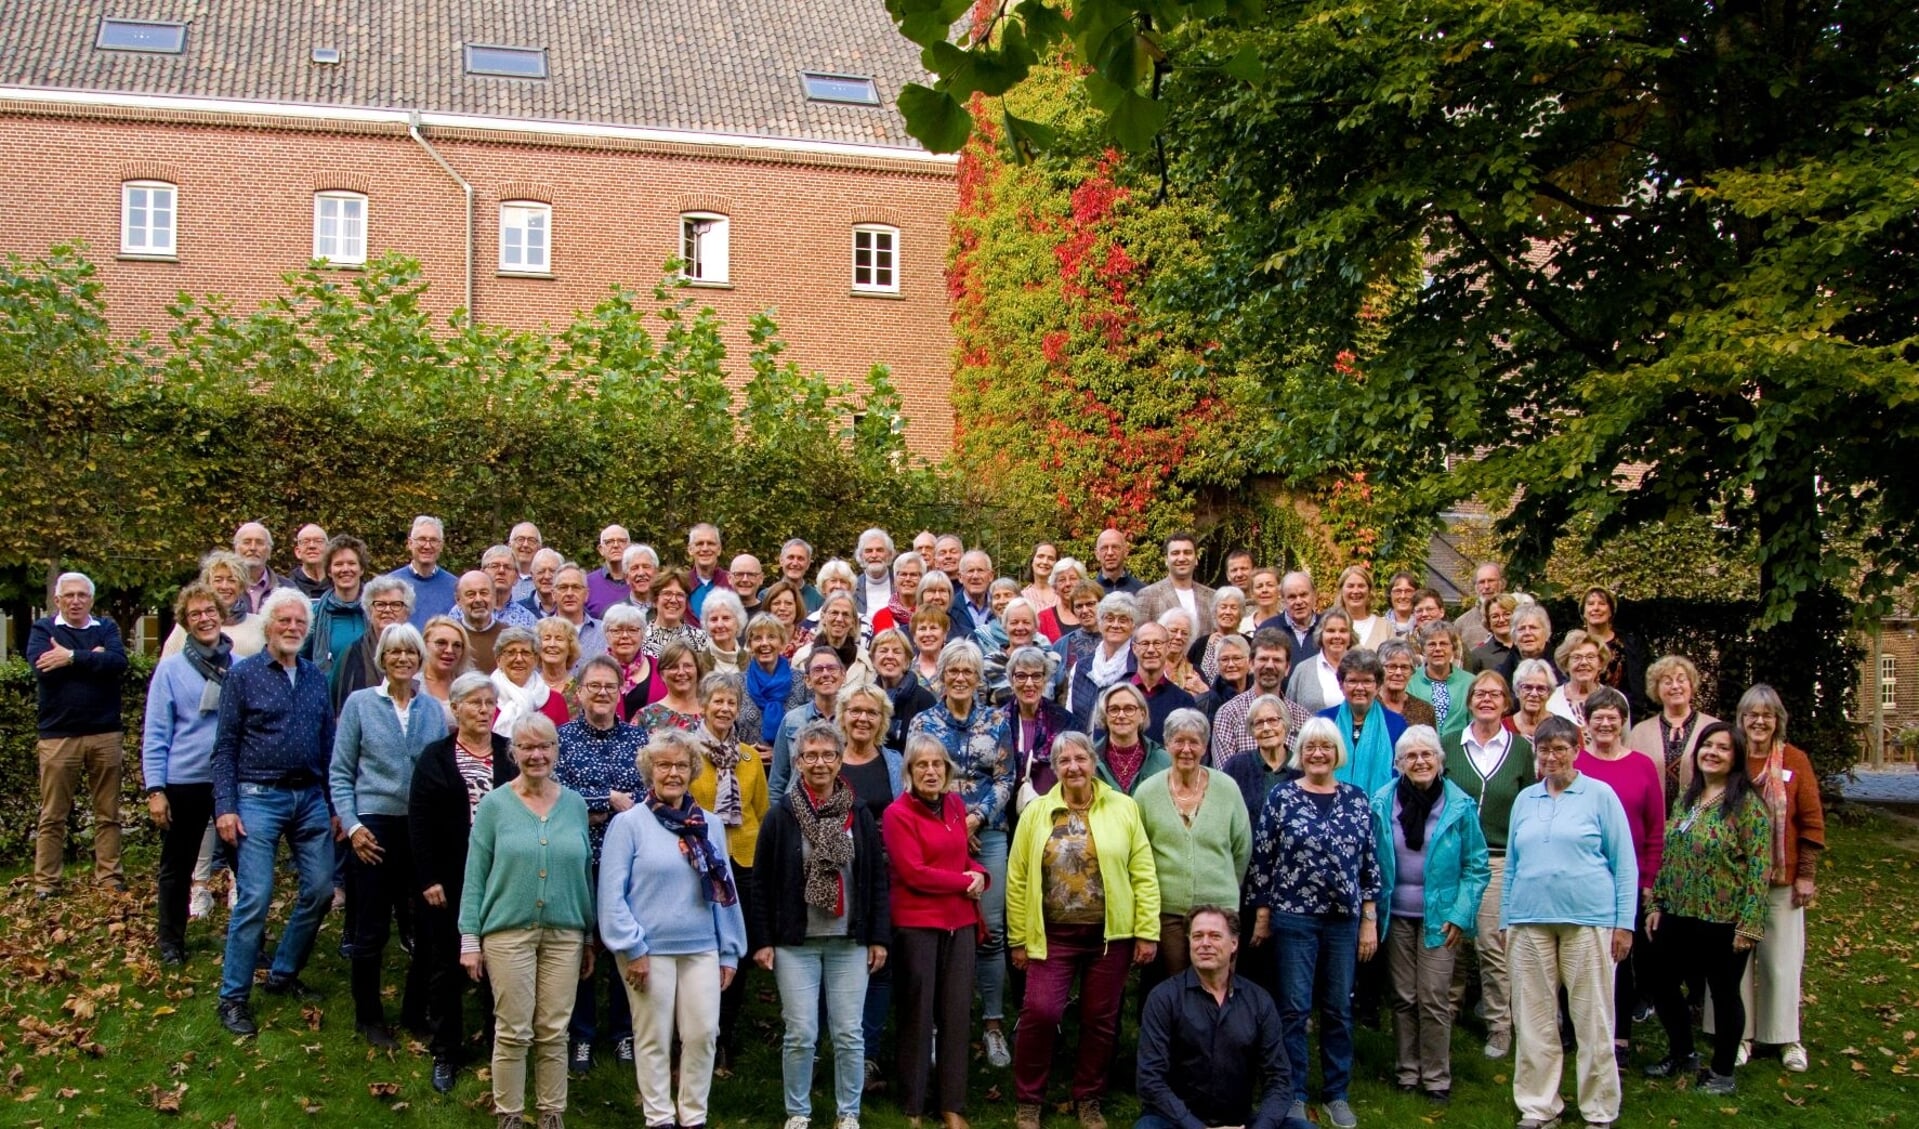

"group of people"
[25,519,1828,1129]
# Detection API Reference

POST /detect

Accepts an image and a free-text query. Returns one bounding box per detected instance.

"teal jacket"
[1370,778,1491,949]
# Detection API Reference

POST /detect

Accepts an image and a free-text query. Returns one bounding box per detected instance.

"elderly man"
[480,545,539,629]
[1094,527,1145,595]
[1136,906,1304,1129]
[1259,571,1322,666]
[620,543,660,618]
[776,538,824,612]
[686,523,731,621]
[234,522,283,612]
[455,570,506,673]
[853,527,896,620]
[514,547,563,620]
[1131,621,1197,745]
[553,563,606,666]
[1137,532,1217,631]
[912,530,938,568]
[730,554,766,615]
[933,533,965,577]
[506,521,543,601]
[212,588,339,1036]
[585,524,631,618]
[288,524,332,599]
[1209,628,1311,765]
[27,571,129,897]
[952,549,996,636]
[388,516,457,627]
[1454,561,1506,652]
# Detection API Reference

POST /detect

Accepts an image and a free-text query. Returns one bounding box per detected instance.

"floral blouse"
[1652,792,1772,939]
[1247,780,1382,918]
[907,699,1013,832]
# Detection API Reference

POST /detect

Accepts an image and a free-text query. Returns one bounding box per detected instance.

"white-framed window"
[313,191,368,265]
[1882,655,1897,709]
[680,213,730,284]
[121,180,176,256]
[852,224,899,293]
[500,201,551,273]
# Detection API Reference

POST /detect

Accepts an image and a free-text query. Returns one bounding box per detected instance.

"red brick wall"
[0,112,959,453]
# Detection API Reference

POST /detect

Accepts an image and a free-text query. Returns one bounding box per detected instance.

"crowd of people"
[23,519,1829,1129]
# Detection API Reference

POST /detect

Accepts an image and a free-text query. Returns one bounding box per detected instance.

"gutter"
[407,110,474,318]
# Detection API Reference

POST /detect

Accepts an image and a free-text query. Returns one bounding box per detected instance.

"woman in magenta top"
[884,733,988,1127]
[1574,685,1666,1068]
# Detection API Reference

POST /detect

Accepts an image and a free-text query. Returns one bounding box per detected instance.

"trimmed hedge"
[0,654,155,863]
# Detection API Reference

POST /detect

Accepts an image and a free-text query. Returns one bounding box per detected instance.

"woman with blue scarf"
[743,613,795,767]
[1318,648,1408,798]
[599,726,746,1129]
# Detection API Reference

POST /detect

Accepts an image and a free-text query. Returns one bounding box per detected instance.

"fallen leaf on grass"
[296,1095,322,1115]
[368,1082,401,1099]
[147,1083,186,1114]
[6,1064,22,1087]
[13,1086,39,1102]
[55,1089,77,1099]
[150,1006,175,1017]
[215,1115,238,1129]
[301,1005,323,1031]
[1784,1094,1807,1107]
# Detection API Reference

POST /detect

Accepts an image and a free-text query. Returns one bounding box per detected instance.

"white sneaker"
[983,1027,1011,1068]
[188,884,213,920]
[782,1118,810,1129]
[1783,1042,1809,1072]
[833,1117,860,1129]
[1735,1040,1752,1067]
[1484,1035,1511,1059]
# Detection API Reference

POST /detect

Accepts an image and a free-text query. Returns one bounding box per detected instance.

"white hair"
[54,571,95,597]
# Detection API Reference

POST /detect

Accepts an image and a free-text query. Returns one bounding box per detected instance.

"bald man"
[287,524,332,599]
[454,570,506,673]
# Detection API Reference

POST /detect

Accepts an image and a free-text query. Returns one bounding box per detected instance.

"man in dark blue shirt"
[212,588,338,1036]
[1137,906,1306,1129]
[26,571,129,897]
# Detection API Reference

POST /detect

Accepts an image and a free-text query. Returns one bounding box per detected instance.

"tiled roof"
[0,0,931,149]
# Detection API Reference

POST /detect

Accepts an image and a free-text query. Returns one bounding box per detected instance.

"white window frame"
[499,201,551,274]
[852,224,900,293]
[1882,655,1897,710]
[121,180,177,257]
[679,213,730,284]
[313,191,368,265]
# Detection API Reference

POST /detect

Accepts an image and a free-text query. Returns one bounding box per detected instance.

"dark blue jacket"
[26,615,127,737]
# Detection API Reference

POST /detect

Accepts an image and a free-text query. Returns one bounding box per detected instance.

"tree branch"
[1443,210,1615,370]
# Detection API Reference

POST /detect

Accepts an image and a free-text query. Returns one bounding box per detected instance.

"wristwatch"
[1361,906,1378,922]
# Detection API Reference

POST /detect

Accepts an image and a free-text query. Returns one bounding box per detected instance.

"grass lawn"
[3,807,1917,1128]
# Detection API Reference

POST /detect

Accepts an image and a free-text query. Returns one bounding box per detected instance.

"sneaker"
[1514,1120,1559,1129]
[782,1119,811,1129]
[1422,1089,1451,1103]
[218,999,258,1036]
[432,1056,458,1093]
[1075,1098,1106,1129]
[569,1040,592,1074]
[189,884,213,919]
[158,943,187,967]
[1323,1099,1358,1129]
[863,1057,883,1094]
[1484,1035,1511,1059]
[1700,1071,1737,1095]
[1782,1042,1809,1072]
[1287,1100,1308,1123]
[536,1112,565,1129]
[261,974,321,1001]
[983,1027,1012,1068]
[834,1117,860,1129]
[1014,1102,1042,1129]
[1632,1000,1655,1024]
[616,1037,634,1064]
[1735,1040,1751,1067]
[1643,1052,1698,1078]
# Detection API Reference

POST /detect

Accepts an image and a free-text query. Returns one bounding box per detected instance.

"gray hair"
[699,670,744,706]
[1006,644,1052,675]
[510,711,558,749]
[495,625,539,655]
[623,543,660,570]
[858,527,896,556]
[781,537,813,558]
[640,727,707,783]
[1314,608,1354,648]
[1050,557,1086,584]
[836,681,895,731]
[1394,724,1446,769]
[1156,606,1196,634]
[54,570,96,597]
[919,569,954,596]
[449,670,495,704]
[688,521,721,546]
[1513,602,1553,636]
[198,549,251,586]
[1736,683,1790,738]
[602,602,648,632]
[700,588,746,630]
[1216,633,1252,659]
[1051,729,1097,762]
[989,576,1021,599]
[1291,716,1348,772]
[1415,619,1464,658]
[233,521,274,552]
[1512,658,1560,690]
[1247,693,1291,736]
[1002,597,1038,625]
[1162,707,1211,749]
[892,551,924,580]
[410,515,445,539]
[1584,685,1631,725]
[578,653,623,686]
[258,587,312,632]
[1096,591,1141,625]
[902,733,957,789]
[1337,646,1384,684]
[794,718,846,761]
[1092,682,1149,732]
[935,638,984,681]
[375,622,426,665]
[361,574,415,614]
[816,558,857,589]
[1377,637,1417,667]
[481,544,515,568]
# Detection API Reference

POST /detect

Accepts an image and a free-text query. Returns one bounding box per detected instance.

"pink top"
[882,790,988,933]
[1577,749,1666,889]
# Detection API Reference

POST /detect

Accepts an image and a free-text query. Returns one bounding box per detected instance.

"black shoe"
[1643,1052,1699,1078]
[569,1040,592,1074]
[262,974,321,1001]
[359,1022,399,1049]
[1422,1089,1451,1103]
[1632,1000,1655,1024]
[218,1000,258,1036]
[1395,1083,1419,1094]
[431,1057,458,1093]
[1613,1043,1631,1069]
[33,888,55,901]
[616,1036,634,1064]
[158,943,187,966]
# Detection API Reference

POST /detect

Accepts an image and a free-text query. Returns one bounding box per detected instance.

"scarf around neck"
[647,791,738,906]
[1334,698,1396,797]
[747,657,794,745]
[791,778,856,915]
[1755,743,1792,883]
[491,668,551,737]
[1396,775,1445,851]
[697,722,745,827]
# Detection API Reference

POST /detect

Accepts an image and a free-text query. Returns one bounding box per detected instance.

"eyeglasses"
[516,740,556,752]
[1105,703,1143,716]
[844,706,883,719]
[1011,671,1047,683]
[652,761,692,776]
[371,599,409,611]
[797,749,841,764]
[1251,716,1285,728]
[581,682,619,695]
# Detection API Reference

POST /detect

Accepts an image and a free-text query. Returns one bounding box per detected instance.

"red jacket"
[882,790,988,934]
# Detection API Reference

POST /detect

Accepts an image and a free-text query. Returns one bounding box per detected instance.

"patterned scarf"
[790,778,855,915]
[746,657,794,745]
[1755,743,1791,883]
[697,722,745,827]
[647,791,738,906]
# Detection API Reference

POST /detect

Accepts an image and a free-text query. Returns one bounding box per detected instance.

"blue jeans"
[774,937,869,1119]
[976,827,1008,1021]
[220,782,335,1003]
[1272,910,1360,1102]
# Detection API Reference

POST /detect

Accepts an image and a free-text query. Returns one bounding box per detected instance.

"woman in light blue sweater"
[329,623,447,1046]
[599,727,745,1129]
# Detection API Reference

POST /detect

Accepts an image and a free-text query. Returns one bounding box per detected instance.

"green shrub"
[0,654,154,862]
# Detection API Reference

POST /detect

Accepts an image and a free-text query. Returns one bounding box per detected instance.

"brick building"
[0,0,959,452]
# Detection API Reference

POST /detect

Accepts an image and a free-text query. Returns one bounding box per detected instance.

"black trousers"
[418,896,494,1059]
[1614,901,1653,1042]
[718,865,756,1056]
[1653,915,1752,1076]
[155,783,216,951]
[894,925,977,1117]
[345,813,430,1027]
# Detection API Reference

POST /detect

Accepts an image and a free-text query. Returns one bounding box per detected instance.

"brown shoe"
[536,1112,565,1129]
[942,1114,971,1129]
[1015,1102,1043,1129]
[496,1114,522,1129]
[1075,1099,1106,1129]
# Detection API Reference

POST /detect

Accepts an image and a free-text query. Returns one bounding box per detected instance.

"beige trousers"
[619,951,723,1128]
[1453,854,1512,1042]
[485,926,585,1116]
[1509,923,1619,1125]
[1388,920,1458,1091]
[1704,884,1803,1044]
[34,733,124,889]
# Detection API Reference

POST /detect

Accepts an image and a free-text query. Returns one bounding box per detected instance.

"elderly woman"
[912,606,952,691]
[1714,685,1824,1074]
[1157,607,1210,696]
[885,734,988,1129]
[1050,578,1105,662]
[686,671,770,1077]
[983,598,1058,705]
[1194,585,1247,684]
[645,568,709,658]
[971,577,1023,655]
[1385,571,1421,638]
[1629,654,1721,807]
[144,583,234,964]
[1008,730,1159,1129]
[459,713,596,1129]
[1502,715,1638,1129]
[1510,603,1559,683]
[1135,709,1251,985]
[1509,659,1559,741]
[871,551,926,636]
[1410,589,1448,635]
[1547,630,1609,726]
[1577,685,1666,1066]
[1222,695,1298,827]
[1035,557,1087,642]
[872,628,937,753]
[1196,633,1252,721]
[1468,594,1520,678]
[1248,716,1381,1129]
[1325,648,1408,800]
[555,654,647,1071]
[1335,566,1392,650]
[1285,609,1354,715]
[600,727,745,1129]
[1442,670,1537,1060]
[330,622,447,1047]
[1000,644,1074,818]
[336,575,415,708]
[792,592,873,703]
[492,627,569,737]
[420,616,471,715]
[1370,726,1490,1101]
[1377,639,1438,730]
[1019,541,1062,613]
[1408,621,1474,737]
[1644,721,1770,1095]
[410,671,516,1092]
[760,580,810,657]
[535,617,583,719]
[164,550,265,659]
[1581,586,1651,718]
[1067,591,1140,729]
[751,720,891,1129]
[838,681,905,1090]
[1092,682,1170,795]
[916,569,962,641]
[603,604,664,723]
[637,639,707,733]
[699,588,748,675]
[907,639,1016,1066]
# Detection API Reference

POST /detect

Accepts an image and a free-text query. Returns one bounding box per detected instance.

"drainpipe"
[408,111,474,317]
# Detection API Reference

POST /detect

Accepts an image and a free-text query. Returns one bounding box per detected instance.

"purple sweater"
[1577,750,1666,890]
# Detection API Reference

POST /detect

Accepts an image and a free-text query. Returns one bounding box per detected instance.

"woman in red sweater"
[883,733,988,1129]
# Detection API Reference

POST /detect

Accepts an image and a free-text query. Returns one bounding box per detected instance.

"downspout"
[408,111,474,317]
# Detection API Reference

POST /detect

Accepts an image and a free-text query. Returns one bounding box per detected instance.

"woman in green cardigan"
[1408,622,1475,738]
[460,713,596,1129]
[1134,708,1251,987]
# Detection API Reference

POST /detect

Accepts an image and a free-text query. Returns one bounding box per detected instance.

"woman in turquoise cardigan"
[1370,724,1491,1101]
[1408,622,1476,738]
[460,713,596,1129]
